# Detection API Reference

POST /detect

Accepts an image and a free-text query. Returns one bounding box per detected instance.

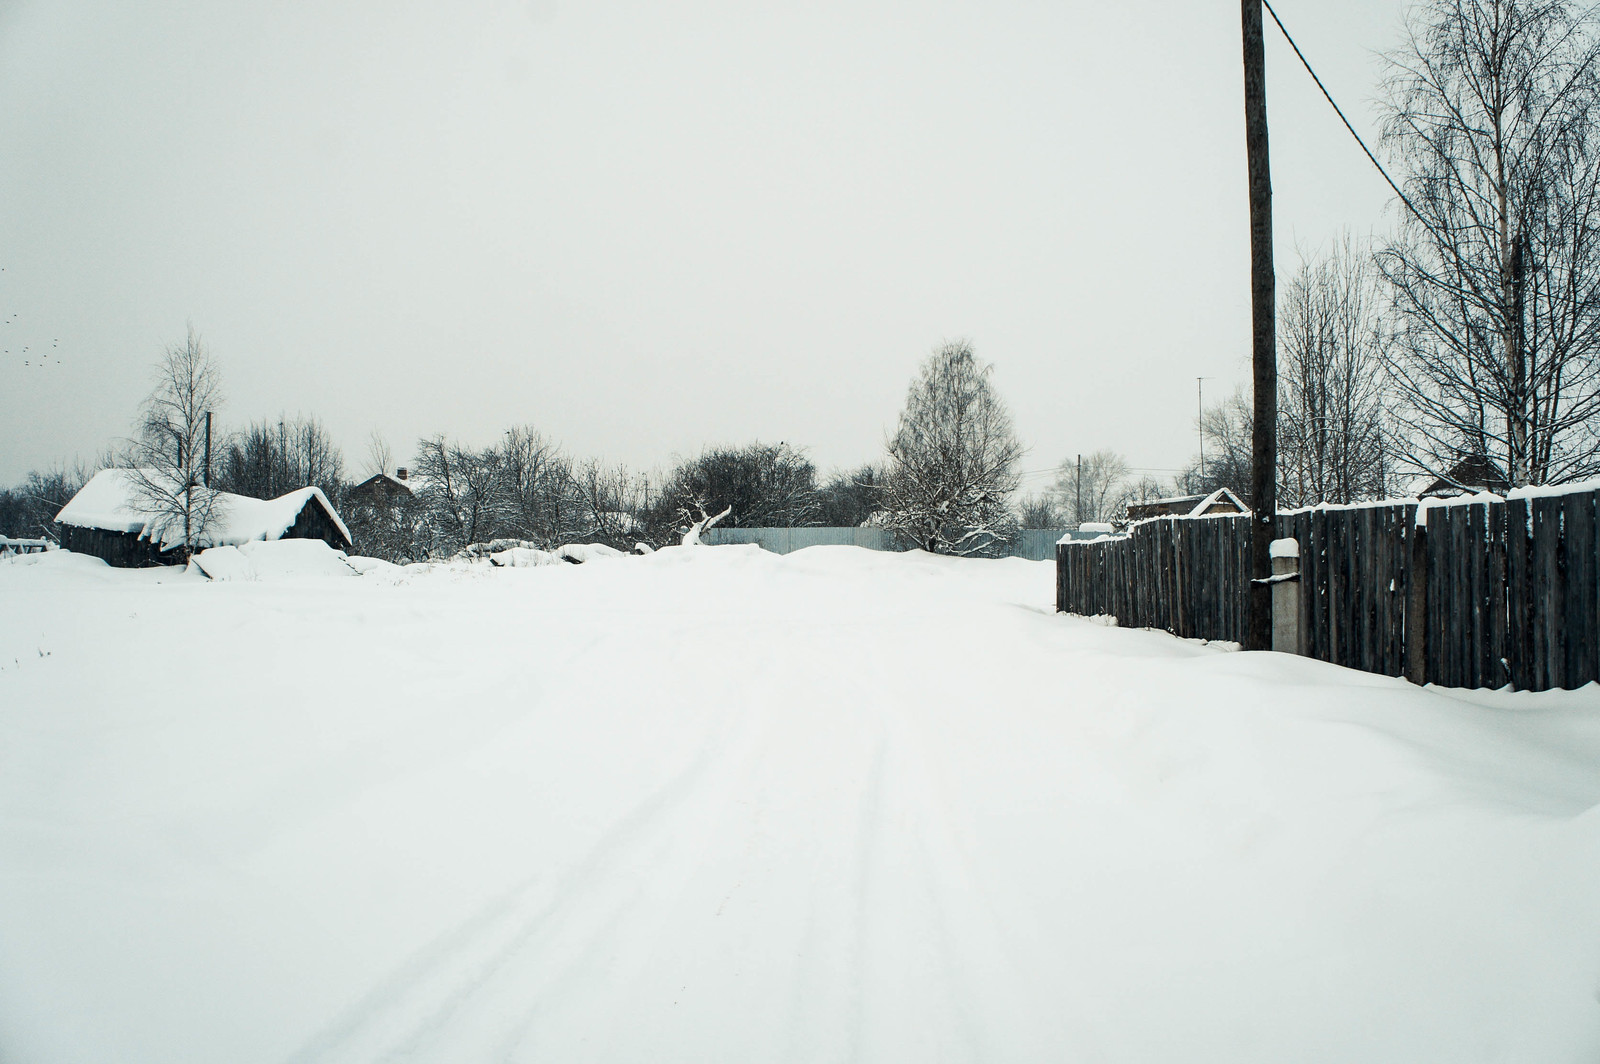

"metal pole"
[1243,0,1278,652]
[1076,454,1082,524]
[204,411,212,488]
[1197,377,1207,478]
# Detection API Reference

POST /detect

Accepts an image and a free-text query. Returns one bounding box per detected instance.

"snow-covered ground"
[2,544,1598,1063]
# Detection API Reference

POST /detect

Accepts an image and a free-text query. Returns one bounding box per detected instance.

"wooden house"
[55,469,352,568]
[1416,456,1510,498]
[1125,487,1247,523]
[347,468,415,507]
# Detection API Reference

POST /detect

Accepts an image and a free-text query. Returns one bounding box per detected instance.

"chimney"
[396,467,408,481]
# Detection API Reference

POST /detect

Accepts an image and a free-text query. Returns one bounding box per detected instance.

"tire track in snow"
[284,647,777,1064]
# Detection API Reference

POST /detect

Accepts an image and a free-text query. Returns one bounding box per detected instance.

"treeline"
[0,420,887,563]
[1,332,1017,560]
[354,434,884,562]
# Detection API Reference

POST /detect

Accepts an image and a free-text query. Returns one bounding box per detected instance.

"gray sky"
[0,0,1410,493]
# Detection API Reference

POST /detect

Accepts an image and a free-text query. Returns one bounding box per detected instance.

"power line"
[1259,0,1439,240]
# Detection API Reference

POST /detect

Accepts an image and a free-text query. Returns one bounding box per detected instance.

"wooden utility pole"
[204,410,213,488]
[1242,0,1277,652]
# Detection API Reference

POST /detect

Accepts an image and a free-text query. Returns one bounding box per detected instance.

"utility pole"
[1242,0,1278,652]
[1076,454,1082,525]
[1197,377,1208,478]
[204,411,212,488]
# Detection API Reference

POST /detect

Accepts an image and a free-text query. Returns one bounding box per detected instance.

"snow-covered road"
[2,545,1598,1062]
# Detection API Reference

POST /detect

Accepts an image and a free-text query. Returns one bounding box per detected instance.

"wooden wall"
[1056,489,1600,692]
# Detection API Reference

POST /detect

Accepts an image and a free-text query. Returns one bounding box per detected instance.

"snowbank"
[489,546,563,568]
[190,539,359,581]
[554,542,626,563]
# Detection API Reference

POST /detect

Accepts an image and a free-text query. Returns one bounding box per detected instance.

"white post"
[1270,537,1301,655]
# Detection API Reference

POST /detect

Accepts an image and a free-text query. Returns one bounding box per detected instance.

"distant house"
[1125,487,1248,523]
[347,468,415,507]
[1416,456,1510,498]
[55,469,352,568]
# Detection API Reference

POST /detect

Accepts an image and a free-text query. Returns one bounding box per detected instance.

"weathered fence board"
[1057,487,1600,692]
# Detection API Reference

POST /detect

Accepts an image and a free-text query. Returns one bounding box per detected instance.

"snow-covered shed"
[1125,487,1247,522]
[55,469,352,567]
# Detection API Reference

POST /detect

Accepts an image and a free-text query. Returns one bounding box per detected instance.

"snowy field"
[2,543,1599,1063]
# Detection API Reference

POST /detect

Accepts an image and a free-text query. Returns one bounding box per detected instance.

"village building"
[1415,456,1511,498]
[55,468,352,567]
[347,468,415,508]
[1124,487,1248,523]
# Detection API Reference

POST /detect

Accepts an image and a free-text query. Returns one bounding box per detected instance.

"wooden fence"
[1055,486,1600,692]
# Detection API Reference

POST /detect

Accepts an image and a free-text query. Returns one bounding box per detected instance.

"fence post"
[1270,537,1301,654]
[1405,516,1429,685]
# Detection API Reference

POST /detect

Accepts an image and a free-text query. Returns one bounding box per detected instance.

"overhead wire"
[1259,0,1446,244]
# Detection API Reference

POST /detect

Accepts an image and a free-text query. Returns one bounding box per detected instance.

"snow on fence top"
[1273,477,1600,526]
[56,469,352,550]
[1058,477,1600,547]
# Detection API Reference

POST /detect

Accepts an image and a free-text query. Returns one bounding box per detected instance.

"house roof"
[1127,487,1247,519]
[1186,487,1247,516]
[351,472,414,496]
[57,469,351,550]
[1417,456,1510,497]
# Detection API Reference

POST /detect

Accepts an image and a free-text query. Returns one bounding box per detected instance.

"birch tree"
[1278,237,1393,505]
[880,341,1022,555]
[1379,0,1600,485]
[128,327,225,558]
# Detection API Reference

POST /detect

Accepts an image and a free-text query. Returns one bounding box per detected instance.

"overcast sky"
[0,0,1411,493]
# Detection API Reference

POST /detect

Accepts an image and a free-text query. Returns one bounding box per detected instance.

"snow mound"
[490,547,563,568]
[346,555,405,576]
[554,543,627,564]
[0,549,118,587]
[191,539,359,581]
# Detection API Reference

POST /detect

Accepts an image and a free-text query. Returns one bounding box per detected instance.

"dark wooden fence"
[1055,487,1600,692]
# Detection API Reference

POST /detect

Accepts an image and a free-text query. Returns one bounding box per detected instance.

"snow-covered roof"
[352,472,415,495]
[1127,488,1247,519]
[1185,487,1247,517]
[57,469,351,551]
[1139,492,1208,508]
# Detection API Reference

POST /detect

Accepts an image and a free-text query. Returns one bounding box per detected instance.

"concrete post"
[1270,537,1301,655]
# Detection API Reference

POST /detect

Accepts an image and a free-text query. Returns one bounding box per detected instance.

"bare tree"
[1278,236,1394,505]
[817,463,885,527]
[1050,449,1131,524]
[656,442,821,531]
[570,457,646,549]
[1379,0,1600,485]
[215,415,345,501]
[128,327,225,558]
[498,425,576,546]
[365,431,394,479]
[1178,389,1256,503]
[1016,493,1062,529]
[880,340,1023,555]
[0,463,98,542]
[412,435,504,554]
